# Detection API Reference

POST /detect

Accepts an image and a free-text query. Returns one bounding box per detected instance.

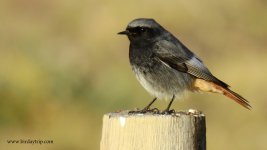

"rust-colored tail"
[194,78,251,110]
[220,87,251,110]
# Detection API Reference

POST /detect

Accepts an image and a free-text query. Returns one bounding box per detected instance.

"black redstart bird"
[118,18,251,113]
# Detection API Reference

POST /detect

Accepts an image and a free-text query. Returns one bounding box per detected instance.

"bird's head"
[118,18,165,45]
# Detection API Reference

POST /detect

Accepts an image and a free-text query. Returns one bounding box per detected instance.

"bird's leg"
[129,97,158,114]
[161,95,175,114]
[141,97,157,112]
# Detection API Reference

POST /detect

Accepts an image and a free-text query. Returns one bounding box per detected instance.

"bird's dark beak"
[118,30,129,35]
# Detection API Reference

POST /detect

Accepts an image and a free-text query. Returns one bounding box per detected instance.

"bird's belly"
[132,64,194,100]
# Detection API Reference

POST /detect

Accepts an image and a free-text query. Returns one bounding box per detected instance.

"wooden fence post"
[100,109,206,150]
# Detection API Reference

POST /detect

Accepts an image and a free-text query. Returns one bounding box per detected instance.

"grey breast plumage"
[129,35,195,100]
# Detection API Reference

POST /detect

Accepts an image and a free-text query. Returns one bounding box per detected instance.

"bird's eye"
[127,27,151,35]
[138,27,150,33]
[140,27,146,32]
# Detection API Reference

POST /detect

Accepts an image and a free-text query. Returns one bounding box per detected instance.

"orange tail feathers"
[219,87,251,110]
[194,79,251,110]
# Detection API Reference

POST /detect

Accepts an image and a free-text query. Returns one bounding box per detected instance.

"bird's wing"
[153,40,229,88]
[153,40,252,109]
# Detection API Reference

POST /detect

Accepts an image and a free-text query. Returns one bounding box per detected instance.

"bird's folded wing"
[153,40,229,88]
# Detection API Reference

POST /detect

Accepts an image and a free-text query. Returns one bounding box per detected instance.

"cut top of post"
[101,109,206,150]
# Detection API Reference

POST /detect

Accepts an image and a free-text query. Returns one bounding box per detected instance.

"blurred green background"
[0,0,267,149]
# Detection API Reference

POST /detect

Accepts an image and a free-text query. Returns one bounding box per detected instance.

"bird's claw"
[128,107,160,114]
[161,109,175,115]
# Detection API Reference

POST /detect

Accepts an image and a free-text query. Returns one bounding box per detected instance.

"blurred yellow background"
[0,0,267,149]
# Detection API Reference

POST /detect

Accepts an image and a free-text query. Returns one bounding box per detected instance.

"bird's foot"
[161,109,175,115]
[128,107,160,114]
[148,108,160,114]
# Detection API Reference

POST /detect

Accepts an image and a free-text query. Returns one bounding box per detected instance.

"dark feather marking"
[158,57,188,72]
